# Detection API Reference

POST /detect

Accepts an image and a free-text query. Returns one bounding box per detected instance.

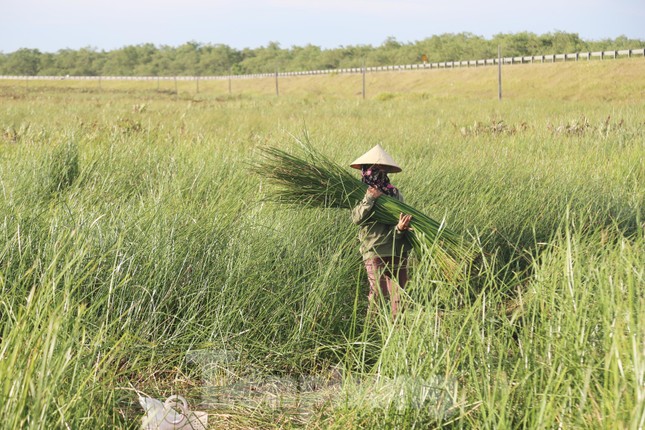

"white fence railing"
[0,48,642,82]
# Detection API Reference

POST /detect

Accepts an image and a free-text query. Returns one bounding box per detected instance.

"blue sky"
[1,0,643,53]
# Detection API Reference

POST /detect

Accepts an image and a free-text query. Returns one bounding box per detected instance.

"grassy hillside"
[0,59,643,429]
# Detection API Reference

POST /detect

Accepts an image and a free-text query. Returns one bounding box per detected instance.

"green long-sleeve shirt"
[351,191,413,260]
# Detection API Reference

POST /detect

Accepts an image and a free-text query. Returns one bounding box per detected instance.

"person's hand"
[397,213,412,231]
[366,187,383,199]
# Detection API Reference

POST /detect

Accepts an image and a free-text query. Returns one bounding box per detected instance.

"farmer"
[350,145,413,319]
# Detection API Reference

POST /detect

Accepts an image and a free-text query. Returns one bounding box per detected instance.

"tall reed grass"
[0,71,643,428]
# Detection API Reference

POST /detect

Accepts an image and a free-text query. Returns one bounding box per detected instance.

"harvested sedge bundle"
[252,141,469,277]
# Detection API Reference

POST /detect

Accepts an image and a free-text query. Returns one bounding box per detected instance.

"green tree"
[175,41,201,75]
[1,33,642,77]
[551,31,586,53]
[148,45,177,76]
[131,44,158,75]
[37,52,57,75]
[240,41,289,73]
[5,48,42,75]
[494,32,542,56]
[290,44,324,71]
[199,44,241,75]
[0,54,7,74]
[334,45,372,68]
[102,45,147,75]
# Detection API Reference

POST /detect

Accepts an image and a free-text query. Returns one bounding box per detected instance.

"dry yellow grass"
[1,58,643,103]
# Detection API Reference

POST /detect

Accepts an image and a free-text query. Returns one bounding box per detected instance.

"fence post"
[362,60,366,100]
[275,67,279,96]
[174,76,178,96]
[498,45,502,101]
[196,76,199,94]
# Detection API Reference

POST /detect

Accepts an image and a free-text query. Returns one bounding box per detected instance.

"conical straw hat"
[350,144,402,173]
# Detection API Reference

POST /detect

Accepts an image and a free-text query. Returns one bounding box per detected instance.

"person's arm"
[351,187,382,225]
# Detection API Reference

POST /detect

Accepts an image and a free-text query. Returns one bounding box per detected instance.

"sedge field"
[0,59,644,429]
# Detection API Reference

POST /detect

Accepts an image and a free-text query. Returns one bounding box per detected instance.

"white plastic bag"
[139,394,208,430]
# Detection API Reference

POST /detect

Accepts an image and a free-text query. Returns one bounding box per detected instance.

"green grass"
[0,59,643,429]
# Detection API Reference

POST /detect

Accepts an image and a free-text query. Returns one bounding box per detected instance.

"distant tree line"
[0,32,642,77]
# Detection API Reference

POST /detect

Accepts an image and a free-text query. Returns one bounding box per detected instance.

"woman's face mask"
[364,165,386,179]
